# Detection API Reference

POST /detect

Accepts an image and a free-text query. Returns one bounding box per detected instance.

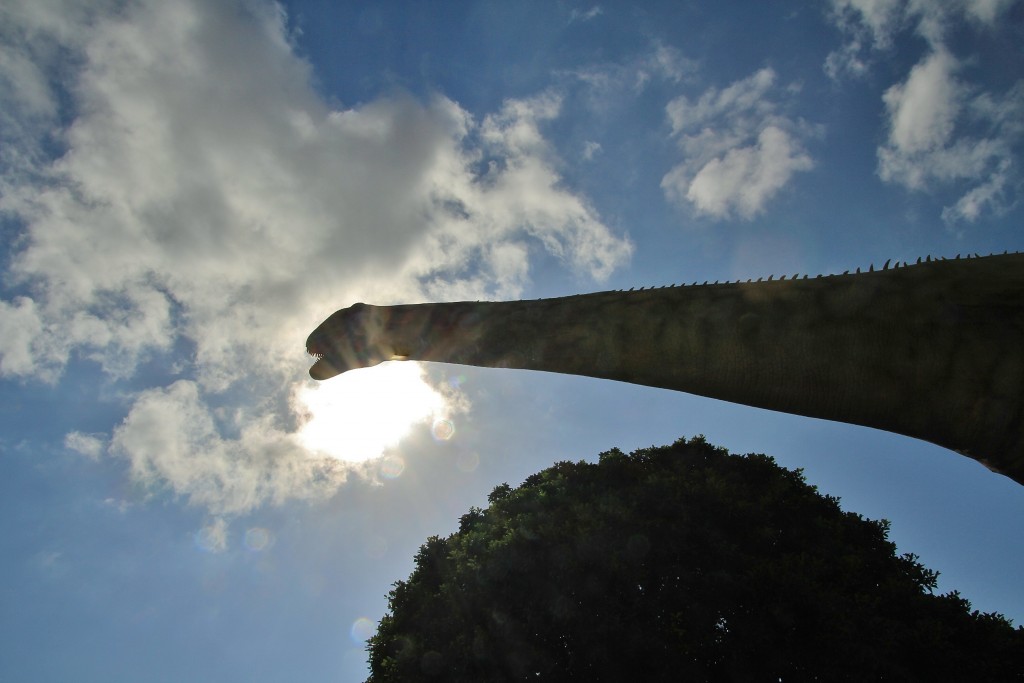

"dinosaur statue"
[306,253,1024,485]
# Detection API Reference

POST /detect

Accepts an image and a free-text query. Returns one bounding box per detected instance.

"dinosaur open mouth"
[306,343,339,381]
[308,355,340,380]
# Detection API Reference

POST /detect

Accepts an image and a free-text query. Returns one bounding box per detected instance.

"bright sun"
[294,361,449,462]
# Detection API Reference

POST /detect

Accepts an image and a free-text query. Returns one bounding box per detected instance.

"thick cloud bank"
[0,0,631,513]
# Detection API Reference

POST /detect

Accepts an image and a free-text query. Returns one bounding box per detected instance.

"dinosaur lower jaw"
[308,353,412,379]
[307,353,343,381]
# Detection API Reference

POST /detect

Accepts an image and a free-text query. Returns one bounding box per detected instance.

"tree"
[367,437,1024,681]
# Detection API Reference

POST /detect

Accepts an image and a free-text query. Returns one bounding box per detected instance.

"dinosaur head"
[306,303,390,380]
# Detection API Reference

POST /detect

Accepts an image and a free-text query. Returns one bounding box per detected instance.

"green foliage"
[367,437,1024,681]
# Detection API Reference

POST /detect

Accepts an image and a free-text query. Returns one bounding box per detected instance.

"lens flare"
[351,617,376,643]
[431,418,455,441]
[244,527,271,551]
[455,450,480,472]
[380,455,405,479]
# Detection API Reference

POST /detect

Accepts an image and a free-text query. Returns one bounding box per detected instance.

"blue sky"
[1,1,1023,680]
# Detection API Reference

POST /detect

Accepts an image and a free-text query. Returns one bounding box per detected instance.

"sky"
[1,0,1022,680]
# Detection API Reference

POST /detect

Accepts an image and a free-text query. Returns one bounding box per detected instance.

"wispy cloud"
[661,68,817,220]
[825,0,1023,224]
[564,42,697,98]
[568,6,603,24]
[416,90,633,299]
[64,431,106,461]
[824,0,1015,78]
[0,0,631,513]
[823,0,905,79]
[877,49,1023,224]
[193,517,230,553]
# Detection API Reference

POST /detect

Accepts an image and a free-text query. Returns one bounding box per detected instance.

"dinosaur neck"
[368,255,1024,482]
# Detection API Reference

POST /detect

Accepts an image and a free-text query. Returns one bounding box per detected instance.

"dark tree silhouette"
[367,437,1024,682]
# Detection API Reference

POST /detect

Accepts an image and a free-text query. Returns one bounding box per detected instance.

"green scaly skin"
[307,253,1024,484]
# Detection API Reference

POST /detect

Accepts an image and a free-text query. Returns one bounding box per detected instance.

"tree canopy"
[367,437,1023,681]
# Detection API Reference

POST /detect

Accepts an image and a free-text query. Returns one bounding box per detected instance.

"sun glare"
[294,361,448,462]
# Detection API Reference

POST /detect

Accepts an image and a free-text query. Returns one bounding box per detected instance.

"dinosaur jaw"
[308,353,343,380]
[307,349,409,379]
[306,333,346,380]
[306,331,370,380]
[306,315,348,380]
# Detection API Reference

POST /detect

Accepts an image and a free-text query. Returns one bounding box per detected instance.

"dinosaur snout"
[305,303,384,380]
[306,333,342,380]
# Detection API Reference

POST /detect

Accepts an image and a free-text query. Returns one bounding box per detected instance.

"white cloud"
[562,42,697,101]
[824,0,904,79]
[825,0,1023,223]
[0,0,631,513]
[64,431,106,460]
[0,297,46,378]
[414,91,633,298]
[110,380,346,515]
[824,0,1016,78]
[681,126,814,220]
[666,68,777,133]
[568,6,603,24]
[661,68,816,220]
[940,159,1011,223]
[877,49,1024,221]
[0,1,118,171]
[881,49,960,157]
[637,43,697,89]
[193,517,229,553]
[962,0,1016,23]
